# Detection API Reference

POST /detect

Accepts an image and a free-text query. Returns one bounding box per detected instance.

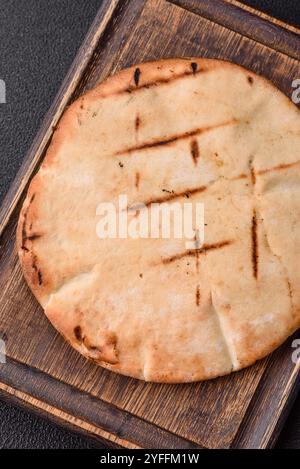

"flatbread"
[17,58,300,382]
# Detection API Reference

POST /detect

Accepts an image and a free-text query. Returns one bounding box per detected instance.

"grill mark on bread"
[127,170,261,214]
[31,255,43,286]
[21,194,36,249]
[190,139,200,165]
[120,68,208,97]
[257,159,300,175]
[251,209,259,279]
[235,173,248,180]
[37,270,43,286]
[128,171,249,212]
[287,277,293,302]
[196,285,201,306]
[249,155,256,185]
[74,326,83,342]
[21,212,28,249]
[162,240,233,264]
[231,158,300,184]
[248,156,258,279]
[115,119,237,155]
[191,62,198,74]
[194,230,201,272]
[135,172,140,190]
[128,185,208,211]
[135,114,140,131]
[26,233,42,241]
[195,250,200,272]
[134,68,141,86]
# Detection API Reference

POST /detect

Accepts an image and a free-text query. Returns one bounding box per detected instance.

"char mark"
[251,209,258,279]
[249,156,256,185]
[287,277,293,301]
[26,234,42,241]
[74,326,83,342]
[162,240,233,264]
[116,119,237,156]
[21,193,36,248]
[135,172,140,189]
[257,159,300,176]
[191,62,198,74]
[37,270,43,285]
[129,185,208,211]
[135,114,140,131]
[196,285,201,306]
[190,139,200,165]
[21,214,28,248]
[31,255,43,286]
[113,67,209,97]
[134,68,141,86]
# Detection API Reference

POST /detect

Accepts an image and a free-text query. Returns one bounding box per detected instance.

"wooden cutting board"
[0,0,300,449]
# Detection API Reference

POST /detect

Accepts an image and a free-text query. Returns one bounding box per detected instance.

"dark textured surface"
[0,0,299,450]
[0,399,95,449]
[0,0,101,203]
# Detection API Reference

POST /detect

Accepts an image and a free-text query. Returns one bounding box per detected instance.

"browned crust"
[17,190,48,305]
[76,325,298,383]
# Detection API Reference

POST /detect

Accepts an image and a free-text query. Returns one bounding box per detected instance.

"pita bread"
[17,58,300,382]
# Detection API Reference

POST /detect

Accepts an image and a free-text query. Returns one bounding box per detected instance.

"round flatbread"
[17,58,300,382]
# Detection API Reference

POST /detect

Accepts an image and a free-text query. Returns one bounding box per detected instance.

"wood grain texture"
[171,0,300,60]
[0,0,300,449]
[226,0,300,35]
[0,357,200,449]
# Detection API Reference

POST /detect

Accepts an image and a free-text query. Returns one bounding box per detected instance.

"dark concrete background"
[0,0,299,449]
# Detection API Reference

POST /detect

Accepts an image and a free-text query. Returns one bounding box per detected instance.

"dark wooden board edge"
[231,333,300,448]
[0,387,118,449]
[226,0,300,35]
[0,356,202,450]
[169,0,300,61]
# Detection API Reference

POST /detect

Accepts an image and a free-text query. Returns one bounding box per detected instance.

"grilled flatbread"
[17,58,300,382]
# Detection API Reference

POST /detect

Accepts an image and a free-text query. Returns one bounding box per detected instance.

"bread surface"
[17,58,300,382]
